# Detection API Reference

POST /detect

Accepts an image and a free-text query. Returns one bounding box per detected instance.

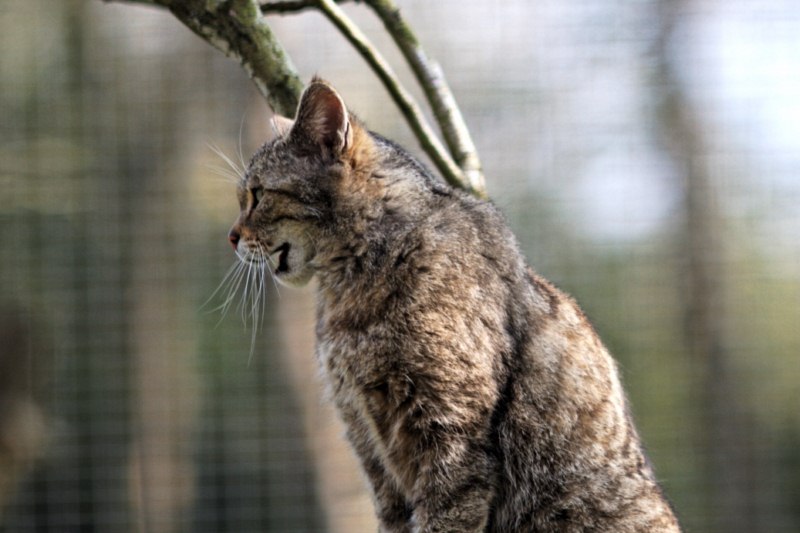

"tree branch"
[101,0,157,6]
[258,0,352,14]
[362,0,485,196]
[105,0,303,115]
[104,0,486,198]
[313,0,482,197]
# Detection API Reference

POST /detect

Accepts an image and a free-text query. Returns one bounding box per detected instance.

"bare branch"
[101,0,157,5]
[100,0,159,7]
[261,0,484,195]
[104,0,486,198]
[314,0,481,197]
[362,0,485,196]
[258,0,352,14]
[105,0,303,115]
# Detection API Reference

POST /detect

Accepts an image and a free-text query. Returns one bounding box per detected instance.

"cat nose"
[228,229,240,250]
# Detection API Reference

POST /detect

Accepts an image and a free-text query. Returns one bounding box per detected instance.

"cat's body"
[229,79,681,532]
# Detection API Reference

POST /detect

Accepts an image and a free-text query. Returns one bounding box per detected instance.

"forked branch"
[314,0,483,196]
[104,0,486,197]
[362,0,485,195]
[260,0,486,196]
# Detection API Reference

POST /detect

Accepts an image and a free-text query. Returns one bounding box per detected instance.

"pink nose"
[228,230,240,250]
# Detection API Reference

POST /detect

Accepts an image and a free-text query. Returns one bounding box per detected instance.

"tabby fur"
[228,79,681,532]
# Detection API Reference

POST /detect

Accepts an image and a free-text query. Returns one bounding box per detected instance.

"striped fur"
[229,79,681,532]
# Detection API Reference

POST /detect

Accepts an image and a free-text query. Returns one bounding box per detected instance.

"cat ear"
[270,115,295,138]
[291,79,352,157]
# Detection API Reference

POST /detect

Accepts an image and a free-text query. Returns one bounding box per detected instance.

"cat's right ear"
[270,115,294,138]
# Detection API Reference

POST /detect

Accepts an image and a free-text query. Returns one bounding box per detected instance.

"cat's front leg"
[340,404,414,533]
[363,454,414,533]
[406,438,496,533]
[360,380,497,533]
[370,393,496,532]
[363,367,498,531]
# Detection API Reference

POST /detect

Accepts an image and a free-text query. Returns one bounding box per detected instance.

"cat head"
[228,78,375,287]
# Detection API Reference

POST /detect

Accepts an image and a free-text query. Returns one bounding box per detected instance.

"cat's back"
[401,192,681,532]
[326,160,680,531]
[483,263,680,531]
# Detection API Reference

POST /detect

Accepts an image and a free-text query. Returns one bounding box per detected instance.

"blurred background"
[1,0,798,531]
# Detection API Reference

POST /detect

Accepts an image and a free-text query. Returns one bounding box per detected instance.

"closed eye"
[247,185,321,223]
[263,187,306,204]
[252,186,264,205]
[247,186,264,212]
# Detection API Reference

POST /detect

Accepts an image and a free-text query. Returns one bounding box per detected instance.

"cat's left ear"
[291,79,352,158]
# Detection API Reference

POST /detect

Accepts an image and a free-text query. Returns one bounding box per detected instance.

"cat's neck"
[313,136,447,294]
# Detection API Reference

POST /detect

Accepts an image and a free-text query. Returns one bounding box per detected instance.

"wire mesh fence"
[1,1,799,531]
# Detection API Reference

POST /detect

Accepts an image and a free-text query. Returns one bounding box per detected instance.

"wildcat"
[227,78,681,532]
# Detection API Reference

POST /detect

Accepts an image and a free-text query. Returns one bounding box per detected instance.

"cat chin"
[274,267,315,288]
[271,243,316,287]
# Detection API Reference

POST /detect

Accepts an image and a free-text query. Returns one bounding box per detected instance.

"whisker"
[202,260,240,311]
[205,164,243,185]
[264,250,282,297]
[250,260,262,326]
[239,256,255,327]
[205,247,276,365]
[208,262,249,330]
[219,260,248,320]
[203,260,247,315]
[247,254,266,366]
[208,143,245,181]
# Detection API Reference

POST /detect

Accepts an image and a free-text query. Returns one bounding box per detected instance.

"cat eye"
[249,186,264,209]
